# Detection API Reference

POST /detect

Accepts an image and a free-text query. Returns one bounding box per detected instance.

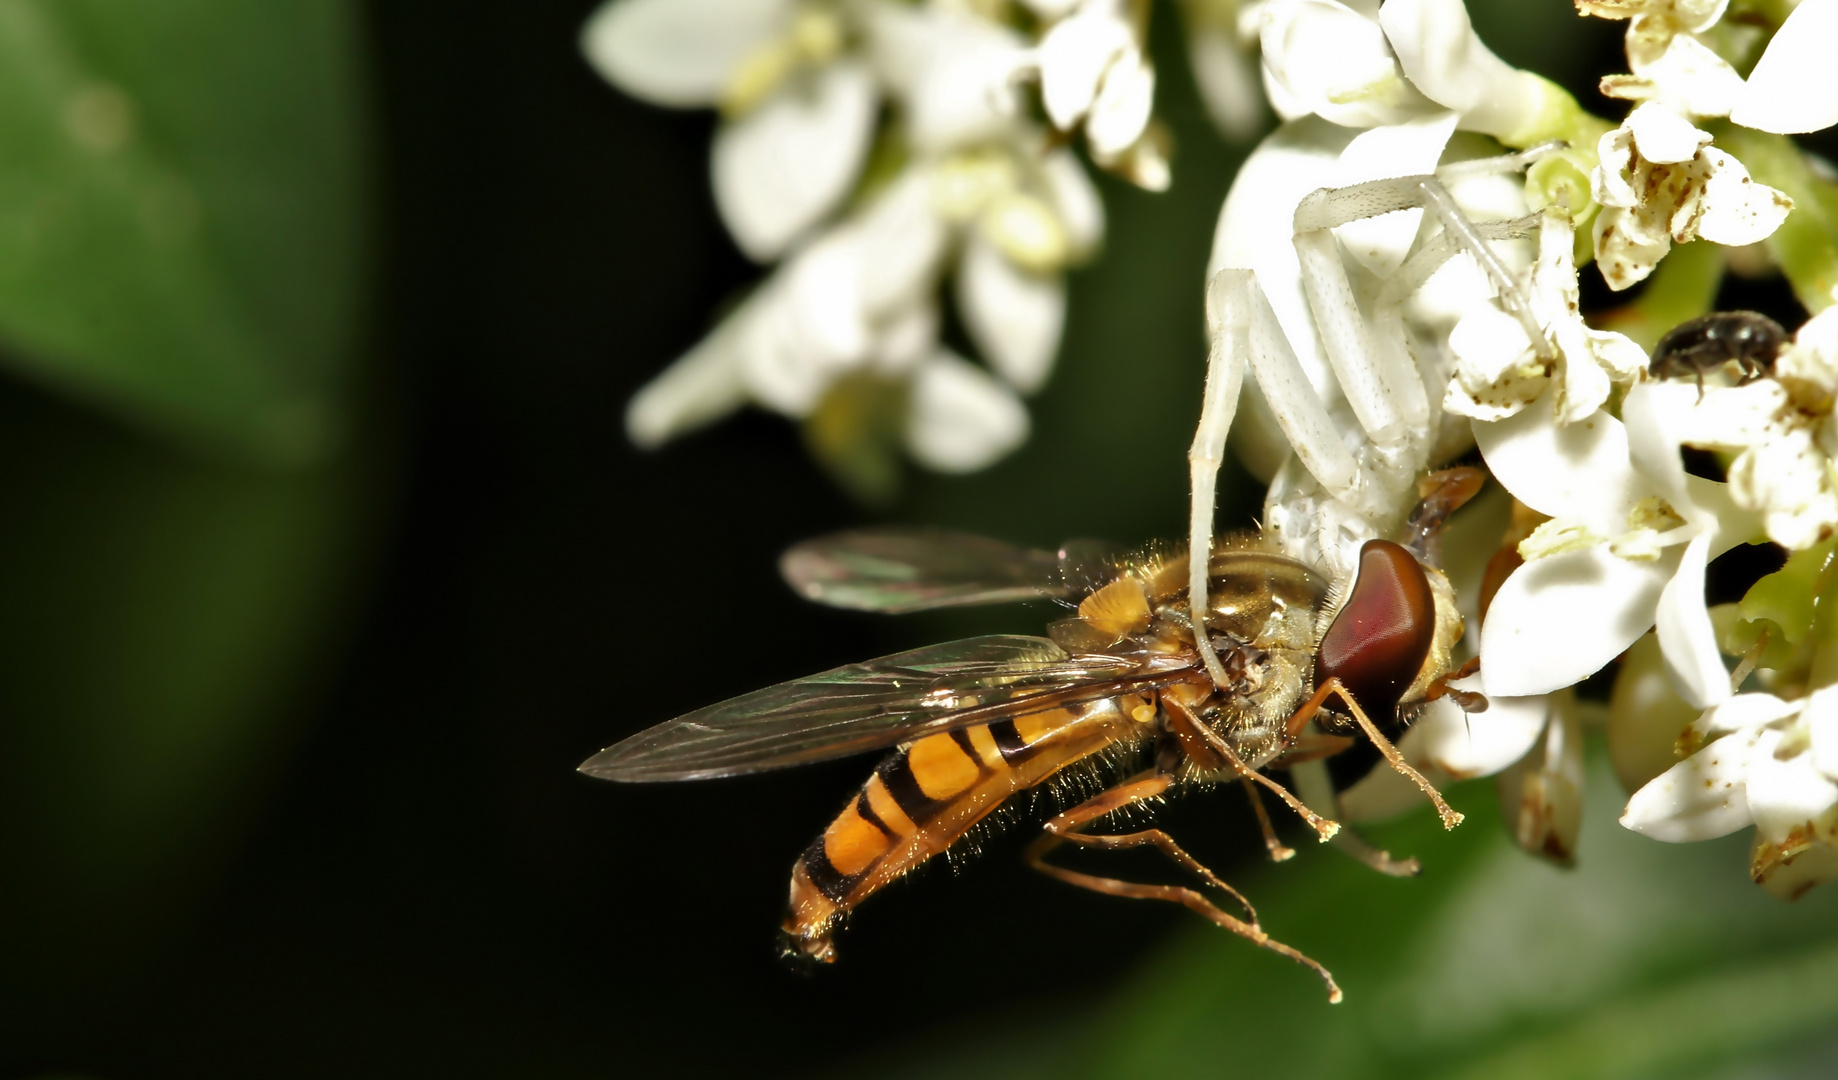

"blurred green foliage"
[879,758,1838,1080]
[0,0,368,464]
[0,0,374,992]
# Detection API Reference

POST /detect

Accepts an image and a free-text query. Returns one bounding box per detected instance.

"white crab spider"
[1185,140,1565,691]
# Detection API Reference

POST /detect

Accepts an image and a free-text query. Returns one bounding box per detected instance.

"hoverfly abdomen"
[782,700,1149,962]
[1648,310,1787,393]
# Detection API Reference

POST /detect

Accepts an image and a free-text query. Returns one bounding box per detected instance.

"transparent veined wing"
[779,528,1124,613]
[579,635,1186,782]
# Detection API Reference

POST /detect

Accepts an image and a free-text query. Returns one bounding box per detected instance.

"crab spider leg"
[1193,271,1370,686]
[1190,272,1250,689]
[1415,182,1553,361]
[1292,195,1428,447]
[1380,215,1542,308]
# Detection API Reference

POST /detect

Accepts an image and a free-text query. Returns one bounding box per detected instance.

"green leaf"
[0,0,368,465]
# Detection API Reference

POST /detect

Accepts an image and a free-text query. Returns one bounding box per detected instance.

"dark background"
[4,1,1812,1076]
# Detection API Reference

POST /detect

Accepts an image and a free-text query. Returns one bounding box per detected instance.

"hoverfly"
[580,468,1488,1002]
[1648,310,1787,395]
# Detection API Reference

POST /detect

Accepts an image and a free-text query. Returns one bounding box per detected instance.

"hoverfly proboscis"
[580,468,1490,1003]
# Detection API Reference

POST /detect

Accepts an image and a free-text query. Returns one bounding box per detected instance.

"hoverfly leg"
[1239,778,1296,863]
[1165,697,1341,841]
[1266,733,1356,769]
[1285,677,1465,830]
[1327,828,1423,878]
[1025,771,1344,1004]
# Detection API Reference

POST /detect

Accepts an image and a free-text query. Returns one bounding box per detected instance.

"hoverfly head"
[1313,468,1483,725]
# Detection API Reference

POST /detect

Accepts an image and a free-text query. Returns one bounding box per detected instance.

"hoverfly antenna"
[1400,467,1486,567]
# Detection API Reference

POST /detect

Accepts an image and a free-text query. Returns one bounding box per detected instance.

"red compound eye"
[1315,540,1435,722]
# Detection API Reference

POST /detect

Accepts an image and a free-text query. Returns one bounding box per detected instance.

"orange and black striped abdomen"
[783,696,1149,961]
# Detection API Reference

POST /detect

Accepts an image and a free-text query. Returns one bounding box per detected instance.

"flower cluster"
[1449,3,1838,887]
[589,0,1177,490]
[1200,0,1838,887]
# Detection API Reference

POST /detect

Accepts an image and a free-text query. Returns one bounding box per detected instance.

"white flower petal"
[1450,305,1533,382]
[1747,730,1838,845]
[956,234,1066,393]
[1624,102,1710,165]
[1621,381,1692,511]
[1610,631,1708,793]
[581,0,790,107]
[1809,686,1838,781]
[1188,24,1267,141]
[1039,11,1133,129]
[1655,532,1730,709]
[1086,50,1156,158]
[867,301,939,375]
[905,351,1030,471]
[1377,0,1543,138]
[783,231,869,362]
[1481,545,1674,697]
[737,284,832,416]
[1637,32,1746,119]
[625,300,753,447]
[1700,692,1803,737]
[1558,337,1612,424]
[712,62,878,261]
[1259,0,1431,128]
[1472,402,1647,528]
[1419,684,1551,777]
[1497,693,1585,862]
[1332,110,1460,278]
[1621,725,1765,841]
[1039,149,1106,259]
[1692,148,1795,247]
[1734,0,1838,135]
[856,169,950,317]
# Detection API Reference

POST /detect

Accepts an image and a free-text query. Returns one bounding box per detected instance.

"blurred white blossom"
[584,0,878,261]
[593,0,1144,478]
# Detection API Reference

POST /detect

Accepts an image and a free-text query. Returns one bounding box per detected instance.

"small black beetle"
[1648,310,1787,395]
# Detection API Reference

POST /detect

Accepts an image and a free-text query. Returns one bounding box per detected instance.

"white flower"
[1444,208,1648,423]
[1580,0,1745,119]
[1649,308,1838,551]
[584,0,879,261]
[1589,102,1794,290]
[1622,687,1838,898]
[1255,0,1557,140]
[1475,384,1755,706]
[1730,0,1838,136]
[627,137,1102,472]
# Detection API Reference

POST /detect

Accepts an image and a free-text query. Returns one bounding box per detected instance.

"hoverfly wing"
[780,529,1068,613]
[580,635,1143,782]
